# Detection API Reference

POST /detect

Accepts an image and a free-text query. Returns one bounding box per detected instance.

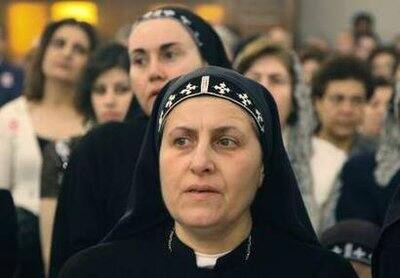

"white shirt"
[310,137,347,205]
[195,250,231,269]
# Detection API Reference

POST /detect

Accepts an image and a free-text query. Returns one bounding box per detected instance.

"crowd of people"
[0,6,399,278]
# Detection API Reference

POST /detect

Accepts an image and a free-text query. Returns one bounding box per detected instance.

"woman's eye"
[270,75,289,85]
[131,56,146,67]
[73,44,88,55]
[217,138,237,148]
[92,86,105,95]
[163,49,179,61]
[51,38,65,48]
[115,84,131,94]
[173,137,190,147]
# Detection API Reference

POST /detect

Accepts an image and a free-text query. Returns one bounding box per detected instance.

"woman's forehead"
[53,25,88,42]
[129,18,193,49]
[164,97,255,129]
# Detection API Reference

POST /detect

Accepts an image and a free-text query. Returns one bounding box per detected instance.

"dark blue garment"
[336,152,400,227]
[0,60,24,107]
[372,185,400,278]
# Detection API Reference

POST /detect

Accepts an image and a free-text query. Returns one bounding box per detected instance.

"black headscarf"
[372,186,400,277]
[105,66,319,247]
[136,6,231,69]
[372,84,400,278]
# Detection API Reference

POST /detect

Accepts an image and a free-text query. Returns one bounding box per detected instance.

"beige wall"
[298,0,400,45]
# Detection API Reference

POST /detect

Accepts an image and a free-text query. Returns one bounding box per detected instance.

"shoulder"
[0,97,26,116]
[286,241,356,277]
[253,228,356,277]
[342,152,376,177]
[74,122,129,155]
[59,241,128,277]
[82,118,147,146]
[59,231,163,277]
[352,134,377,154]
[314,248,357,277]
[74,117,148,159]
[0,97,27,133]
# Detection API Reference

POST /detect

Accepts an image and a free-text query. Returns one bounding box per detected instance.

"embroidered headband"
[157,75,265,135]
[329,242,372,265]
[139,8,203,48]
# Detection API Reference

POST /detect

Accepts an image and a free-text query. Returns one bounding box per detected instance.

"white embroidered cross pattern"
[352,247,366,259]
[179,83,197,95]
[255,109,264,131]
[213,82,230,95]
[143,9,175,19]
[180,15,191,25]
[238,93,252,106]
[332,246,342,254]
[158,110,164,131]
[165,95,176,108]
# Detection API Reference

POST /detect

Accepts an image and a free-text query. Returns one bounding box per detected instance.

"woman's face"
[91,67,133,123]
[128,18,204,115]
[371,52,396,79]
[42,25,90,84]
[245,55,293,127]
[302,58,320,85]
[160,97,263,232]
[361,85,393,136]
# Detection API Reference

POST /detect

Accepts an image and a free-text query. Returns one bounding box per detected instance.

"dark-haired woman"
[76,43,135,125]
[0,18,97,277]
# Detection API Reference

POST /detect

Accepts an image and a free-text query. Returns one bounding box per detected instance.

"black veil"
[105,66,319,247]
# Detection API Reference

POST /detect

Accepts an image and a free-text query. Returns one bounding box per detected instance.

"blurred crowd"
[0,7,399,278]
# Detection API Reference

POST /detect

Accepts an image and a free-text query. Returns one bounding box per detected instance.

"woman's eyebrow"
[160,42,180,52]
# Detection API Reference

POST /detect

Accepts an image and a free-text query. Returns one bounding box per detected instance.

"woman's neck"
[175,212,252,255]
[40,78,77,107]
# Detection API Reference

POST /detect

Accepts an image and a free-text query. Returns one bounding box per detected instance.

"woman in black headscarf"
[371,84,400,278]
[336,81,400,228]
[50,6,230,277]
[59,66,356,277]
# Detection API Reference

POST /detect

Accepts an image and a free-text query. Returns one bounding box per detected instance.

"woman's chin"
[177,210,222,229]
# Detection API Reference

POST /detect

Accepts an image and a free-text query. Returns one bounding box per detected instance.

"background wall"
[2,0,400,62]
[298,0,400,45]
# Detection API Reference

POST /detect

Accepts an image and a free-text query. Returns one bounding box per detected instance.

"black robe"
[0,189,17,278]
[336,152,400,226]
[59,222,356,278]
[49,114,148,277]
[372,185,400,278]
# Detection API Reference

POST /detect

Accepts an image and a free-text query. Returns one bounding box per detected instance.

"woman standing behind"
[59,66,356,277]
[0,19,97,277]
[76,43,135,125]
[233,38,317,194]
